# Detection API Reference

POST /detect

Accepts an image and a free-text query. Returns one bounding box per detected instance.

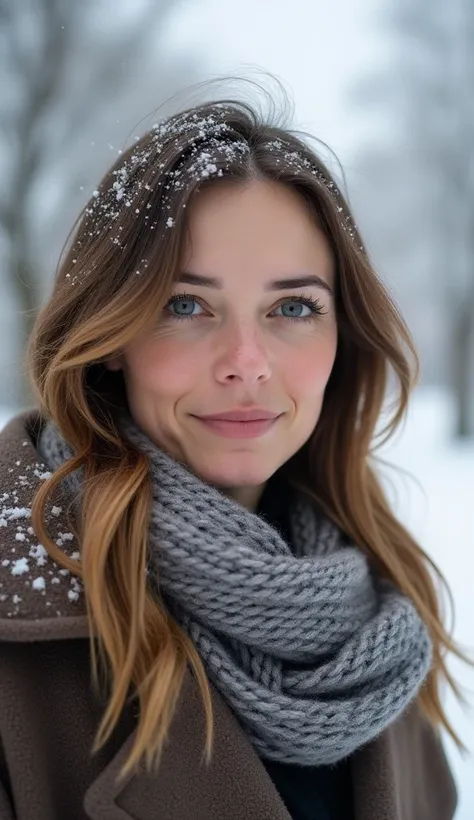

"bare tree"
[352,0,474,437]
[0,0,196,408]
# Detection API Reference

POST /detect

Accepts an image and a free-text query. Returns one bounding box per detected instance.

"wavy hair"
[27,79,473,783]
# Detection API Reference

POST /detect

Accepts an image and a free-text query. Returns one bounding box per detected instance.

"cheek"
[286,336,337,399]
[124,337,200,398]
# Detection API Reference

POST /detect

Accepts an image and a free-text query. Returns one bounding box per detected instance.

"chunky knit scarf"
[38,416,433,766]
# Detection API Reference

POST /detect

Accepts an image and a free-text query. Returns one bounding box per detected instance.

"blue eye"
[275,301,313,319]
[166,295,203,318]
[164,292,327,323]
[273,296,327,322]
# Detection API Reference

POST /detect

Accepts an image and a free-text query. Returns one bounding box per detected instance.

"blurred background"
[0,0,473,815]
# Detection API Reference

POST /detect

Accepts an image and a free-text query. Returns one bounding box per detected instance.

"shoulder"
[0,411,89,641]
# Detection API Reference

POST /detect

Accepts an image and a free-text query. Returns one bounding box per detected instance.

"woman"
[0,90,469,820]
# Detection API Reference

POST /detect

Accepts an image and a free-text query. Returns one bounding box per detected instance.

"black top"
[255,473,355,820]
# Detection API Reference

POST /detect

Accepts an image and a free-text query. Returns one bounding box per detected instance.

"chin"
[192,455,274,490]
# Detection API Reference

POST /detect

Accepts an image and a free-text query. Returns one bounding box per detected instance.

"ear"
[103,356,123,372]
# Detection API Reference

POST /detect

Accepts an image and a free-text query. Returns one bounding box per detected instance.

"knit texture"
[38,416,433,766]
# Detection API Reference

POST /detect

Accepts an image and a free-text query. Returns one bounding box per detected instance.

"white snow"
[10,557,29,576]
[2,507,30,521]
[34,469,52,480]
[29,543,48,566]
[1,394,473,814]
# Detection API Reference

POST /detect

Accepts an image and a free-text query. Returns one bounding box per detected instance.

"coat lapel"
[84,667,294,820]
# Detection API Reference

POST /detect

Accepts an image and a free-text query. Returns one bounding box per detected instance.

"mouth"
[191,415,282,439]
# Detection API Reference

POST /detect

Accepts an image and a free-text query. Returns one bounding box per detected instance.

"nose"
[213,322,272,385]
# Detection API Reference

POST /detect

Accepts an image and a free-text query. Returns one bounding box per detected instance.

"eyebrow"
[176,271,333,295]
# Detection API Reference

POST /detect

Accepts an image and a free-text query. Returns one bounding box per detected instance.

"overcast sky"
[164,0,392,170]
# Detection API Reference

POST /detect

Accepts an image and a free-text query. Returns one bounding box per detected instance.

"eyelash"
[164,292,328,324]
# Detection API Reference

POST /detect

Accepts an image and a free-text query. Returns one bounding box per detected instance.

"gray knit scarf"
[37,416,433,766]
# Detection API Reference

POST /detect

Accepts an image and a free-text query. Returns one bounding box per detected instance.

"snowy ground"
[1,389,473,817]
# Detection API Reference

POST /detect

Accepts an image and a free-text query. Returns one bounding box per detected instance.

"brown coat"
[0,411,458,820]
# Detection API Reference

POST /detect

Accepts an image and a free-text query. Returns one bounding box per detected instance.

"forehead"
[183,180,335,288]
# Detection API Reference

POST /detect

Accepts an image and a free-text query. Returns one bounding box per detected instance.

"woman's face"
[107,179,338,510]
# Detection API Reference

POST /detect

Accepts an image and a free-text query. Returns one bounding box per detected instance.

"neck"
[220,483,267,513]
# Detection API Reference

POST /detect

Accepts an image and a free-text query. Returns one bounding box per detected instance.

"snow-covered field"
[1,389,473,816]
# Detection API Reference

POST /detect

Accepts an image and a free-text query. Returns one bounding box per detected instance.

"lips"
[194,409,282,422]
[192,415,281,439]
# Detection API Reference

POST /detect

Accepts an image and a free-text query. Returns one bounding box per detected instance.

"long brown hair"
[28,79,474,782]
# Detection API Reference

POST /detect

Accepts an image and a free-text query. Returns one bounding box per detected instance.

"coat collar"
[0,411,457,820]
